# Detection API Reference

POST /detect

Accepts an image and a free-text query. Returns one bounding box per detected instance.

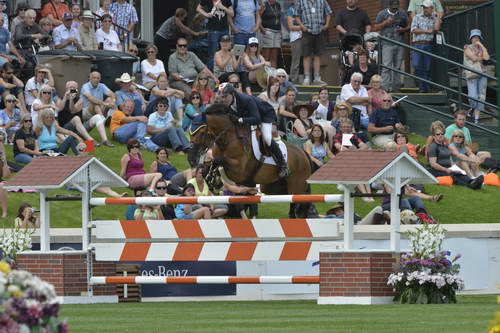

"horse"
[189,103,315,218]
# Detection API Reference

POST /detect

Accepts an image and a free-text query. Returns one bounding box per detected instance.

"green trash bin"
[82,50,138,91]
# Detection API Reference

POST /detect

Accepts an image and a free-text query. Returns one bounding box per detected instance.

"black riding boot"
[268,140,289,179]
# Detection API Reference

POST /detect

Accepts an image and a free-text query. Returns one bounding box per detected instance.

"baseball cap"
[220,34,231,42]
[63,12,73,20]
[389,0,400,7]
[248,37,259,45]
[421,0,434,8]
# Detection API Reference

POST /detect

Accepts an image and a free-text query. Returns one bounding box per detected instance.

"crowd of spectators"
[0,0,496,226]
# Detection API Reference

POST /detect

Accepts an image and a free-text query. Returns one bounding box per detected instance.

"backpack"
[233,0,260,13]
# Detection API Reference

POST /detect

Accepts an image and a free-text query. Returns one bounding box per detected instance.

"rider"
[217,82,289,179]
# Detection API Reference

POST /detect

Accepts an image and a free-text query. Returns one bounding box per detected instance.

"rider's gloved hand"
[229,114,239,123]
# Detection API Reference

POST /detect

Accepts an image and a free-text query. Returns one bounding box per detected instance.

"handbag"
[285,121,308,148]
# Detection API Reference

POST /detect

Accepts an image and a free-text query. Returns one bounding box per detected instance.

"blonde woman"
[448,129,482,178]
[367,75,387,111]
[31,85,57,127]
[35,109,83,155]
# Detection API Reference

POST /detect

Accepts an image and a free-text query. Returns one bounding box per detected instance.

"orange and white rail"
[90,275,320,285]
[89,194,344,206]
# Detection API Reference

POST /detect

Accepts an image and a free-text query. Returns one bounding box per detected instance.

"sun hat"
[115,73,135,84]
[292,104,315,118]
[81,10,94,19]
[469,29,483,41]
[326,203,344,216]
[334,101,353,115]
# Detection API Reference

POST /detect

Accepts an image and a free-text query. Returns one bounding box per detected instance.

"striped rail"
[90,194,344,206]
[90,276,320,285]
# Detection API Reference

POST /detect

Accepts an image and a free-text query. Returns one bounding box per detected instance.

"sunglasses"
[177,44,187,48]
[5,71,13,75]
[42,91,51,94]
[382,99,392,102]
[434,133,444,136]
[453,135,464,138]
[156,186,167,190]
[147,50,155,54]
[199,77,208,80]
[157,104,168,108]
[24,119,32,122]
[5,99,15,103]
[131,145,140,149]
[103,20,112,23]
[191,96,200,100]
[129,49,138,54]
[277,75,286,78]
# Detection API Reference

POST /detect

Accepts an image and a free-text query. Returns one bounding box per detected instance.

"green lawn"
[59,295,498,333]
[2,129,500,228]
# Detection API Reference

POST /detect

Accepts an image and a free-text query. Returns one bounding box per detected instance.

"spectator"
[394,132,419,159]
[15,203,39,228]
[128,43,141,76]
[141,44,166,90]
[295,0,332,86]
[95,0,114,30]
[330,101,352,133]
[150,147,178,181]
[276,68,297,97]
[333,118,368,152]
[258,76,280,112]
[38,18,54,51]
[278,86,298,131]
[148,74,185,121]
[134,191,163,220]
[259,0,282,68]
[154,8,201,64]
[25,65,54,110]
[152,178,177,219]
[410,0,441,93]
[197,0,234,71]
[31,85,56,128]
[0,94,21,141]
[464,29,490,124]
[227,73,243,93]
[427,124,483,190]
[188,13,210,64]
[311,86,336,143]
[80,71,116,121]
[229,0,261,46]
[239,37,269,95]
[78,10,98,51]
[168,37,217,98]
[146,97,191,154]
[175,183,211,219]
[41,0,69,27]
[325,203,385,225]
[444,110,491,165]
[407,0,444,20]
[340,72,370,129]
[368,94,405,147]
[292,104,314,138]
[125,187,145,220]
[183,91,206,132]
[334,0,371,37]
[53,12,82,51]
[14,9,48,59]
[96,13,122,51]
[0,14,26,68]
[192,73,214,106]
[0,62,27,114]
[111,99,148,144]
[119,138,162,191]
[373,0,409,92]
[70,3,82,29]
[109,0,139,45]
[304,124,334,171]
[35,109,82,155]
[222,177,258,218]
[57,80,114,147]
[367,74,386,111]
[213,34,240,81]
[13,113,40,164]
[11,2,28,37]
[448,129,482,179]
[115,73,146,116]
[287,0,302,84]
[346,49,378,85]
[187,166,228,218]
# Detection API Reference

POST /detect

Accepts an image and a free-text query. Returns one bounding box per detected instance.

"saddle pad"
[251,130,288,166]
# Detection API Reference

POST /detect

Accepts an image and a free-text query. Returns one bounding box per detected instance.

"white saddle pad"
[251,129,288,166]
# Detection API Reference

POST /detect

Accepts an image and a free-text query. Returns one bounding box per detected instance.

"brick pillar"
[16,252,116,297]
[318,250,397,305]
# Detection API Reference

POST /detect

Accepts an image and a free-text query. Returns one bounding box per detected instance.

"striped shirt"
[109,1,138,39]
[410,13,437,42]
[296,0,332,35]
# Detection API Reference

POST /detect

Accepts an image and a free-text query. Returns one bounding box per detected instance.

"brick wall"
[17,253,116,297]
[319,251,397,298]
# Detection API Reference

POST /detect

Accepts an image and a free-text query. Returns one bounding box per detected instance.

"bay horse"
[189,103,314,218]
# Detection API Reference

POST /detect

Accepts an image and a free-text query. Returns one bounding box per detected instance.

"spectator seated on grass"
[258,76,280,113]
[340,72,370,130]
[221,177,258,219]
[187,165,228,218]
[183,91,206,132]
[192,72,214,106]
[115,73,147,116]
[366,75,386,111]
[126,187,146,220]
[448,129,483,179]
[150,147,178,181]
[303,124,334,172]
[0,94,22,142]
[368,93,405,147]
[175,183,211,220]
[148,74,185,121]
[13,113,42,164]
[24,65,55,111]
[0,62,28,114]
[153,178,176,219]
[35,108,83,155]
[277,87,298,132]
[110,99,150,146]
[394,132,419,159]
[15,202,39,228]
[134,190,164,220]
[292,104,315,140]
[276,68,297,98]
[31,85,56,127]
[80,71,116,122]
[325,203,386,225]
[119,138,162,191]
[310,87,337,144]
[141,44,167,90]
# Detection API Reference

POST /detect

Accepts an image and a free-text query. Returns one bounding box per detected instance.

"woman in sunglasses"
[192,73,214,106]
[141,44,166,90]
[0,94,22,142]
[448,129,482,179]
[31,85,57,127]
[96,13,121,51]
[34,109,83,155]
[14,114,42,164]
[183,91,206,132]
[120,138,162,191]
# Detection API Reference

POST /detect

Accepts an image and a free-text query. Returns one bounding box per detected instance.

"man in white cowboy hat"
[80,71,116,121]
[78,10,97,50]
[115,72,147,116]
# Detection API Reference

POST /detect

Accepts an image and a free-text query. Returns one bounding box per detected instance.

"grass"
[58,295,498,333]
[2,129,500,229]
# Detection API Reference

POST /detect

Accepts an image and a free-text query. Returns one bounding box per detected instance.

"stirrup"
[278,166,289,179]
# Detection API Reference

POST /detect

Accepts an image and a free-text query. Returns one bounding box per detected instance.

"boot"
[268,140,289,179]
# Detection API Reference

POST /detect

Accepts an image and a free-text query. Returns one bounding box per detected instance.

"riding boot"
[268,140,289,179]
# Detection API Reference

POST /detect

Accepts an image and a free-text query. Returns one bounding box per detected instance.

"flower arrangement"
[0,226,33,262]
[387,223,464,304]
[0,261,68,332]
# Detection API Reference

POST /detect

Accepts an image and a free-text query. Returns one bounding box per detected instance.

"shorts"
[260,28,281,48]
[302,31,326,57]
[127,174,146,189]
[82,107,93,121]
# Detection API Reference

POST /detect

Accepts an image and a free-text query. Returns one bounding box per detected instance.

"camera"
[70,89,77,94]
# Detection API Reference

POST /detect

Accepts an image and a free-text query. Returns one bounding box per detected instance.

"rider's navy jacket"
[232,92,277,124]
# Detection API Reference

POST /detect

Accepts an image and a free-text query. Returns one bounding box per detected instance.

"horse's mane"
[205,103,231,116]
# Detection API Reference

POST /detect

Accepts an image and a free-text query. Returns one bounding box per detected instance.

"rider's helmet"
[217,82,236,97]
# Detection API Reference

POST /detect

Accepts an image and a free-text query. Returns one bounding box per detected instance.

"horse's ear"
[206,103,231,115]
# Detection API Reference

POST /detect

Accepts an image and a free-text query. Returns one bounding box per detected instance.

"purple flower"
[42,303,60,318]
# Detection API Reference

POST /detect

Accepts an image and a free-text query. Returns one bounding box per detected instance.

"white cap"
[248,37,259,45]
[421,0,434,7]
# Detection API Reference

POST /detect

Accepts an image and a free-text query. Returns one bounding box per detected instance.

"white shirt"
[96,28,121,51]
[141,59,166,84]
[31,98,57,127]
[24,77,49,106]
[340,83,369,116]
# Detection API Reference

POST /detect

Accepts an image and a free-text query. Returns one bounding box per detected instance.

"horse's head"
[205,103,234,135]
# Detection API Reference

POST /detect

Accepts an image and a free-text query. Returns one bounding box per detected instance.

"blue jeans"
[133,99,144,116]
[152,127,190,151]
[467,76,487,111]
[15,153,33,164]
[233,32,256,46]
[48,136,78,155]
[412,44,433,92]
[206,30,228,71]
[113,122,147,144]
[382,197,427,213]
